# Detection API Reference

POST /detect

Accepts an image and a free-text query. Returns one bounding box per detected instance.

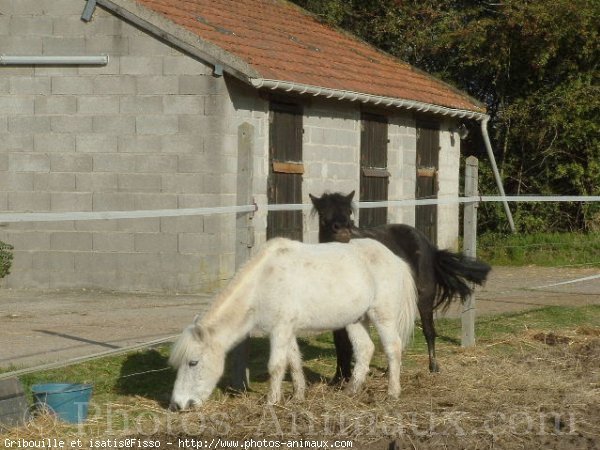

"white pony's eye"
[189,360,198,367]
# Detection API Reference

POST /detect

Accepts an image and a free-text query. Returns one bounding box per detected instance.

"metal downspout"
[480,116,516,232]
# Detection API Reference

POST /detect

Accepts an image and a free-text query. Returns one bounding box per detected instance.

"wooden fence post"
[462,156,479,347]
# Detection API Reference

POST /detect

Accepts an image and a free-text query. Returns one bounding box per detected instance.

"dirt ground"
[1,265,599,371]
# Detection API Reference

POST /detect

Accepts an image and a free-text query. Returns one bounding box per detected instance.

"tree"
[293,0,600,232]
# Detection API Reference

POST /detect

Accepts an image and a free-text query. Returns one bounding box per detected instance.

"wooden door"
[415,119,440,244]
[360,113,389,228]
[267,102,303,241]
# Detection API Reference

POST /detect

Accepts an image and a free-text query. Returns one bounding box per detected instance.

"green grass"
[477,232,600,266]
[16,305,600,410]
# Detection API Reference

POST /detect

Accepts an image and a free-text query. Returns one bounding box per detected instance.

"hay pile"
[4,327,598,449]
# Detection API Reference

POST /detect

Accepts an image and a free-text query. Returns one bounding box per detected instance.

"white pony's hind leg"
[372,320,403,399]
[287,338,305,400]
[267,328,293,404]
[344,321,374,395]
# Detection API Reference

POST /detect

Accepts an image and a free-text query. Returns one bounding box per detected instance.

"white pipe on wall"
[0,55,109,66]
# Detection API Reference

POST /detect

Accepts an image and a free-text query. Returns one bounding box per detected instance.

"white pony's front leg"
[267,328,293,404]
[344,321,374,395]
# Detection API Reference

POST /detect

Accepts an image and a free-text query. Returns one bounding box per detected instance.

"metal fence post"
[462,156,479,347]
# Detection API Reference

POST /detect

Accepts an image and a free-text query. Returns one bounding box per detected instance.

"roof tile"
[134,0,484,112]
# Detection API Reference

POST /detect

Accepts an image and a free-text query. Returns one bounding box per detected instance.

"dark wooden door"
[267,102,303,241]
[360,113,389,228]
[415,119,440,244]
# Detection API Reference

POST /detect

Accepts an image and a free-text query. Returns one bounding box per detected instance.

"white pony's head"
[169,322,225,411]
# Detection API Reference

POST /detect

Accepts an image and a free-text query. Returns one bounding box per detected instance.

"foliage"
[0,240,13,280]
[294,0,600,232]
[477,232,600,267]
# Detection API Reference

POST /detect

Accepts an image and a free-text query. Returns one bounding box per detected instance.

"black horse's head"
[309,191,356,243]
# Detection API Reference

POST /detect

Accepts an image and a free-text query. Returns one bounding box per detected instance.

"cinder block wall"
[436,119,461,250]
[0,0,267,292]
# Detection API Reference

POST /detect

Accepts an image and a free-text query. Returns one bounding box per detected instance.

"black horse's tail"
[433,249,492,311]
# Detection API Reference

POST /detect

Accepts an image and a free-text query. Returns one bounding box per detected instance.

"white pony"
[169,237,417,410]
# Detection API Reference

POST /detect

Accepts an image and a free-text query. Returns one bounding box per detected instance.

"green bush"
[0,241,13,280]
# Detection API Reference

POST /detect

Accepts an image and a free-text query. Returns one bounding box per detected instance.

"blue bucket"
[31,383,93,424]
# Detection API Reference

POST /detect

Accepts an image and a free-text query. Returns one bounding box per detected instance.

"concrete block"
[120,56,162,75]
[75,220,118,232]
[163,56,211,75]
[9,116,51,133]
[92,115,135,134]
[0,96,34,115]
[9,76,51,95]
[75,173,118,192]
[31,251,75,271]
[0,36,42,55]
[43,37,85,55]
[5,172,34,191]
[8,191,50,211]
[9,153,49,172]
[9,16,53,36]
[176,154,208,174]
[132,193,177,210]
[92,192,135,211]
[0,153,7,171]
[50,115,93,133]
[178,232,219,253]
[50,232,92,251]
[50,192,93,212]
[3,231,50,251]
[93,233,134,252]
[136,76,179,95]
[92,76,136,95]
[160,216,204,233]
[0,378,28,429]
[78,96,119,114]
[76,134,119,153]
[120,96,163,114]
[117,173,162,192]
[34,133,75,153]
[85,36,129,56]
[116,218,160,232]
[134,154,178,173]
[93,153,136,172]
[179,75,222,95]
[163,96,203,115]
[118,135,162,153]
[35,96,77,114]
[136,115,178,135]
[161,173,204,193]
[134,232,178,253]
[81,16,123,37]
[51,76,95,95]
[50,154,92,172]
[33,173,76,191]
[178,114,223,135]
[128,35,174,56]
[162,134,201,154]
[0,78,8,94]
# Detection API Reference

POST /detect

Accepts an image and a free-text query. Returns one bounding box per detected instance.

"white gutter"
[252,78,516,232]
[0,55,109,66]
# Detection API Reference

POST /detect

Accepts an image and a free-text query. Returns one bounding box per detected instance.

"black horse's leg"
[332,329,353,383]
[419,300,439,373]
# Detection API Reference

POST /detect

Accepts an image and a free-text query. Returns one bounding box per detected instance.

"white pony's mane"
[169,325,199,368]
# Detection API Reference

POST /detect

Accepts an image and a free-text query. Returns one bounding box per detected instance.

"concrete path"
[0,266,598,371]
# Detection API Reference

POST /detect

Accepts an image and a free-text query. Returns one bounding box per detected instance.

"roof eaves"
[95,0,261,82]
[251,78,488,121]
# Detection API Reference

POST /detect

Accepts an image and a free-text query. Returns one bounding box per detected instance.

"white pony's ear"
[193,323,210,342]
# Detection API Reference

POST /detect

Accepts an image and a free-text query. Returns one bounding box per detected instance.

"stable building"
[0,0,491,292]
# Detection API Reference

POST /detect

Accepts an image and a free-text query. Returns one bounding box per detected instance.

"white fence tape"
[0,196,599,223]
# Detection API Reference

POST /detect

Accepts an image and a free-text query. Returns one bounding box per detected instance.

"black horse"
[310,191,491,377]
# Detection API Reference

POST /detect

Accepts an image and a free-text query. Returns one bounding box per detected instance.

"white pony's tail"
[398,260,419,352]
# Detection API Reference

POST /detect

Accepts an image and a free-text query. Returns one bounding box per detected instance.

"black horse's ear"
[309,193,321,208]
[346,191,355,202]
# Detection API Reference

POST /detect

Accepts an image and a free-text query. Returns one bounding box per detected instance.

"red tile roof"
[134,0,485,113]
